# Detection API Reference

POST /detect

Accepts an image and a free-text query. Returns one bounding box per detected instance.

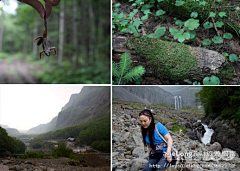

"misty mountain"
[28,86,110,134]
[160,86,202,107]
[5,128,20,136]
[113,86,174,106]
[27,116,58,134]
[0,124,9,129]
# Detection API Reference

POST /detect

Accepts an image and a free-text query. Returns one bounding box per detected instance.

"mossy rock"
[126,36,198,80]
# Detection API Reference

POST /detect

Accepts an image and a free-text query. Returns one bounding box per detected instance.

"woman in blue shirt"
[139,109,175,171]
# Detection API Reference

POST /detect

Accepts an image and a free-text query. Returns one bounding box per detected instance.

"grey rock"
[130,158,148,171]
[132,147,145,157]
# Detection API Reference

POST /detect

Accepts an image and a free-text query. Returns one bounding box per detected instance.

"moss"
[126,36,198,80]
[217,64,234,84]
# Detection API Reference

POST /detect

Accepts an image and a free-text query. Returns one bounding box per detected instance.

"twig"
[211,17,220,36]
[226,22,239,37]
[211,6,237,9]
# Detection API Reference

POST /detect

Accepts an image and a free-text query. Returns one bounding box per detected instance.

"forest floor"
[0,59,41,84]
[112,0,240,85]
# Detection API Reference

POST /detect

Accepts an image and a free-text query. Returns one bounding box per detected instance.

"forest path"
[0,59,40,84]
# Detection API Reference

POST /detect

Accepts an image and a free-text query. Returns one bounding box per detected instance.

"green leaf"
[127,9,138,19]
[120,20,129,27]
[212,36,223,44]
[189,31,196,39]
[175,20,184,26]
[190,12,198,18]
[203,22,213,29]
[141,14,149,20]
[156,10,166,16]
[184,18,200,30]
[222,53,228,57]
[147,33,157,38]
[199,1,206,5]
[175,0,185,6]
[113,3,121,7]
[169,27,179,36]
[223,33,233,39]
[133,19,143,28]
[157,0,164,2]
[203,39,211,45]
[141,4,153,11]
[209,12,216,17]
[215,21,224,28]
[229,54,239,62]
[218,12,227,18]
[124,66,146,82]
[155,27,166,37]
[203,75,220,85]
[193,81,201,85]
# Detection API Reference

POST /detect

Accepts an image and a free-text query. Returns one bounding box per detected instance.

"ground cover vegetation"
[196,86,240,128]
[112,0,240,85]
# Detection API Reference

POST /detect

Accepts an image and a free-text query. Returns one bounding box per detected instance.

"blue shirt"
[145,122,169,150]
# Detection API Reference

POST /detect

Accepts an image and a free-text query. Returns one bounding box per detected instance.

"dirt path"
[0,59,40,84]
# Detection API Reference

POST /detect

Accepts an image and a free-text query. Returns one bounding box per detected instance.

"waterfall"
[201,124,214,144]
[179,96,182,108]
[174,96,182,109]
[174,96,178,109]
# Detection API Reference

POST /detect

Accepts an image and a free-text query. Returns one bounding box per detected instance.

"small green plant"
[203,75,220,85]
[112,52,145,85]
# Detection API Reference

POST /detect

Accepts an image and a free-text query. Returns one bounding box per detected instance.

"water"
[201,123,214,144]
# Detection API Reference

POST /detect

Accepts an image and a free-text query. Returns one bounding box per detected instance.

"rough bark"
[0,8,5,52]
[58,1,64,63]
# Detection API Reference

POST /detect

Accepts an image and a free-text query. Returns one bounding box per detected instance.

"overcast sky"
[0,0,18,14]
[0,85,83,131]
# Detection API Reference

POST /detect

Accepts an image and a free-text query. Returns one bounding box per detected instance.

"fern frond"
[123,66,145,82]
[119,52,132,78]
[112,61,120,78]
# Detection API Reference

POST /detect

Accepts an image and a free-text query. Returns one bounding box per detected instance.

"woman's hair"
[139,109,156,150]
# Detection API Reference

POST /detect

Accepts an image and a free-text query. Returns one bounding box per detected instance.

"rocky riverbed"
[112,105,240,171]
[0,157,110,171]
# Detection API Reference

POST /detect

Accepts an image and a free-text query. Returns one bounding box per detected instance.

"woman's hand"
[165,152,172,162]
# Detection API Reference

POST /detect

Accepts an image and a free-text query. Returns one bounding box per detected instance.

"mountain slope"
[28,86,110,134]
[27,116,58,134]
[55,86,110,129]
[113,86,174,106]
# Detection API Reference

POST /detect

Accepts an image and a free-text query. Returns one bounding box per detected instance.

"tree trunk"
[33,17,38,57]
[72,0,78,69]
[0,7,5,52]
[113,35,237,84]
[58,1,65,63]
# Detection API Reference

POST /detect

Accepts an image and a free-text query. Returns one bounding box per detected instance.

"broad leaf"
[212,36,223,44]
[156,10,166,16]
[218,12,227,18]
[222,53,228,57]
[203,75,220,85]
[190,12,198,18]
[120,20,129,27]
[189,31,196,39]
[223,33,233,39]
[169,27,179,36]
[203,22,213,29]
[175,0,185,6]
[147,33,157,38]
[155,27,166,37]
[199,1,206,5]
[203,39,211,45]
[215,21,224,28]
[175,20,184,26]
[209,12,216,17]
[229,54,239,62]
[184,19,200,30]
